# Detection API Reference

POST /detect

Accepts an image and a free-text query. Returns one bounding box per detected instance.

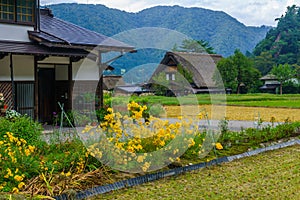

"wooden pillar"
[68,57,73,110]
[96,51,104,110]
[34,56,39,120]
[9,53,16,110]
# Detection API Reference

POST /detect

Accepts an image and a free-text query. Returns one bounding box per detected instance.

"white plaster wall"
[0,56,10,80]
[55,65,68,80]
[73,59,99,81]
[0,24,33,42]
[39,56,69,64]
[14,55,34,80]
[0,55,34,81]
[1,55,99,81]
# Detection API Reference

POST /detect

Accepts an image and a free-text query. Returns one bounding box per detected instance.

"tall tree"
[214,50,261,94]
[174,39,216,54]
[253,5,300,75]
[213,57,237,90]
[253,51,276,75]
[270,64,296,95]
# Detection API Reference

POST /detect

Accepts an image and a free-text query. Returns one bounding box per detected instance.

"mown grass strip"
[98,145,300,200]
[124,94,300,108]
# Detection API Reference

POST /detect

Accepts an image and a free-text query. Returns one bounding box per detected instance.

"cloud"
[40,0,300,26]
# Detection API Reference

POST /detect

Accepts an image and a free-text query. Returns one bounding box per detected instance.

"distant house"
[103,75,125,91]
[114,85,152,96]
[149,51,223,95]
[259,74,280,93]
[0,2,134,122]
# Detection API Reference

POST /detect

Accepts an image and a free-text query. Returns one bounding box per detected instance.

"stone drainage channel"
[52,137,300,200]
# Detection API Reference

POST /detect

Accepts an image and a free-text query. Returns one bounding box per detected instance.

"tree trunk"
[280,82,283,95]
[236,83,240,94]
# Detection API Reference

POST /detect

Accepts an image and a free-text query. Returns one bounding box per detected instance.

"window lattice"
[16,0,34,22]
[0,0,15,21]
[0,0,34,23]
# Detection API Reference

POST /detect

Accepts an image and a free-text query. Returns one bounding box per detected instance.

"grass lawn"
[98,145,300,200]
[124,93,300,108]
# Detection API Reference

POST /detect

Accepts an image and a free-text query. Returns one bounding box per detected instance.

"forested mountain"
[47,3,270,57]
[253,5,300,75]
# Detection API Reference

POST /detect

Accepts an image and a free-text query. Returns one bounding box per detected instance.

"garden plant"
[0,96,299,199]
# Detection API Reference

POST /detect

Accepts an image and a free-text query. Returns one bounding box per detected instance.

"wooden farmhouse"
[0,1,134,122]
[149,51,223,96]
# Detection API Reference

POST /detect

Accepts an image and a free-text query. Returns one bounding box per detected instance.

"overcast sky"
[41,0,300,26]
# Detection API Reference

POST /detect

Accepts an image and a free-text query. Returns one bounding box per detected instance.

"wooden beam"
[70,56,82,62]
[35,55,49,61]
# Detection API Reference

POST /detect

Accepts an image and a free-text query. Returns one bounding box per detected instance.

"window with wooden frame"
[0,0,35,24]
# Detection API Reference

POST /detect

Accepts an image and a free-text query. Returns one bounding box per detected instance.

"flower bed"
[0,102,299,198]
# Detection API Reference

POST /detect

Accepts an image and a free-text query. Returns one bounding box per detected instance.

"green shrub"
[0,115,43,145]
[219,121,300,148]
[149,104,166,118]
[0,132,39,192]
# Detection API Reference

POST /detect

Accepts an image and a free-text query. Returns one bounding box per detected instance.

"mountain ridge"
[46,3,271,57]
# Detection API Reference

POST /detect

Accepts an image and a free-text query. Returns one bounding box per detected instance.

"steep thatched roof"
[151,52,222,88]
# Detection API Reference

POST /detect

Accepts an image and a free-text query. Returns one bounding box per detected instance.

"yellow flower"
[14,175,24,182]
[18,182,25,189]
[198,112,203,119]
[24,149,30,156]
[20,138,27,144]
[107,107,113,113]
[142,162,151,172]
[215,143,223,150]
[28,145,35,153]
[137,155,145,163]
[159,140,165,147]
[53,160,59,165]
[4,168,13,178]
[12,187,19,194]
[65,171,71,177]
[188,138,195,148]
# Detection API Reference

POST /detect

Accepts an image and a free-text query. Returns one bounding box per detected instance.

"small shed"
[259,74,280,93]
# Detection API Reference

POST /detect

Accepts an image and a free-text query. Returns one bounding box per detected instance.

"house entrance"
[38,68,55,123]
[38,64,71,123]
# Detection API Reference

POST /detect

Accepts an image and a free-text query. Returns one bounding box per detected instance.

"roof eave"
[28,33,135,53]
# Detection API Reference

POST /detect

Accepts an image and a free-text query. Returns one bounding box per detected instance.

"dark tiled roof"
[0,41,89,57]
[28,9,134,51]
